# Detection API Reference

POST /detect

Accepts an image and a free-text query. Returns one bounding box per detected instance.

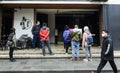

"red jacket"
[40,29,50,41]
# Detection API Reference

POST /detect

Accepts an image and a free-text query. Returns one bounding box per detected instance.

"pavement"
[0,44,120,73]
[0,58,120,73]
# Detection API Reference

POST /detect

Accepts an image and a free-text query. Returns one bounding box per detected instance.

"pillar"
[48,13,55,43]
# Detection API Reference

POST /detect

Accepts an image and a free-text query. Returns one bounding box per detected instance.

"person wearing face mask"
[31,20,41,49]
[95,30,118,73]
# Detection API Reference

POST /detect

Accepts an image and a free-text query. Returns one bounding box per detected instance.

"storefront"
[0,0,120,50]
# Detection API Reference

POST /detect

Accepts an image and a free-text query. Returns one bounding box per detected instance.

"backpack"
[86,33,93,45]
[63,30,71,43]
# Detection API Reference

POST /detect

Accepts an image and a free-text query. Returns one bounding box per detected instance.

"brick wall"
[99,6,105,46]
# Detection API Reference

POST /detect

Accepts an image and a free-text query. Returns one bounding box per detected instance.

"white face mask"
[102,33,105,37]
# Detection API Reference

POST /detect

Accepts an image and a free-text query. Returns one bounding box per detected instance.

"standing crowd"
[63,24,93,61]
[6,21,118,73]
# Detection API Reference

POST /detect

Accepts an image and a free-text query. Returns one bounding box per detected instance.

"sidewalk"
[0,58,120,73]
[0,44,120,59]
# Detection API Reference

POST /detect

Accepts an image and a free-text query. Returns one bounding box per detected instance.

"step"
[0,70,119,73]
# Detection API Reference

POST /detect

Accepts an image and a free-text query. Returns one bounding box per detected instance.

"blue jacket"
[63,29,71,43]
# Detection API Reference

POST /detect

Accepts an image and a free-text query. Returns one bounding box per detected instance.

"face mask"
[102,33,105,37]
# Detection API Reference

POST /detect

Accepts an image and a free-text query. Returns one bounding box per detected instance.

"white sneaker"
[83,59,88,62]
[89,59,92,61]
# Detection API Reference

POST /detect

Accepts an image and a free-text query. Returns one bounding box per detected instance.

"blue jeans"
[71,41,80,58]
[32,35,41,48]
[85,46,92,60]
[41,40,53,55]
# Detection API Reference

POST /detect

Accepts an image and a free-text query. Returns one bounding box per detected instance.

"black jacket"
[31,25,41,35]
[101,37,114,61]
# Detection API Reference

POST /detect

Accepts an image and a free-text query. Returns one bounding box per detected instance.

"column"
[48,13,55,43]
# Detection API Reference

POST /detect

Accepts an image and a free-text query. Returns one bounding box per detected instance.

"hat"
[84,26,89,31]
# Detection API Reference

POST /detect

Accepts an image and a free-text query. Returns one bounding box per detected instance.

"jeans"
[32,35,41,48]
[41,40,53,56]
[85,46,92,60]
[71,41,80,58]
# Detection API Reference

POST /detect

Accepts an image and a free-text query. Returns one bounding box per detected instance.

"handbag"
[7,41,13,46]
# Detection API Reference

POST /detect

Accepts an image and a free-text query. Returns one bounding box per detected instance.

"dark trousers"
[96,59,118,73]
[66,47,69,53]
[9,47,14,59]
[55,36,58,44]
[32,35,41,48]
[41,41,53,55]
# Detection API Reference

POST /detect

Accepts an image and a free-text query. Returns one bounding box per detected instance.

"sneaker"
[89,59,92,61]
[49,53,54,55]
[76,58,80,61]
[70,58,75,61]
[65,53,68,55]
[83,59,88,62]
[10,59,16,62]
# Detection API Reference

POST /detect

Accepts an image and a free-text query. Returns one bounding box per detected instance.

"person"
[31,20,41,49]
[63,25,71,54]
[55,28,58,45]
[7,28,16,62]
[40,22,54,56]
[82,26,93,61]
[71,25,82,61]
[96,30,118,73]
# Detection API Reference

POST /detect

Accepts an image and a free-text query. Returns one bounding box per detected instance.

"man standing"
[7,28,16,62]
[40,22,54,56]
[71,25,82,61]
[31,21,41,48]
[96,30,118,73]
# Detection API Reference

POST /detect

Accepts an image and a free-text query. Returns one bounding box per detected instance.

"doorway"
[1,9,14,41]
[55,11,100,46]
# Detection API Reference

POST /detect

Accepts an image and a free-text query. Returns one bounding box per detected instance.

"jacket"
[31,25,41,35]
[40,26,50,41]
[71,28,82,42]
[63,29,71,43]
[101,37,114,61]
[82,31,92,47]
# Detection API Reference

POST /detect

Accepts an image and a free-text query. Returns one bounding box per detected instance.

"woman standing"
[82,26,92,61]
[63,25,71,54]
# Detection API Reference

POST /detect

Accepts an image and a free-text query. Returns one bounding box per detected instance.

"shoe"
[70,58,75,61]
[65,53,68,55]
[83,59,88,62]
[43,54,46,56]
[76,58,80,61]
[89,59,92,61]
[10,59,16,62]
[49,53,54,55]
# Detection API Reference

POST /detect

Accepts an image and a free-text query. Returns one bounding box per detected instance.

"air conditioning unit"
[90,0,108,2]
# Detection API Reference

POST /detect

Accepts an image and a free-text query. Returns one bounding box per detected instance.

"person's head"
[42,22,47,27]
[65,25,69,30]
[74,25,78,28]
[84,26,89,32]
[102,30,109,38]
[36,21,40,25]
